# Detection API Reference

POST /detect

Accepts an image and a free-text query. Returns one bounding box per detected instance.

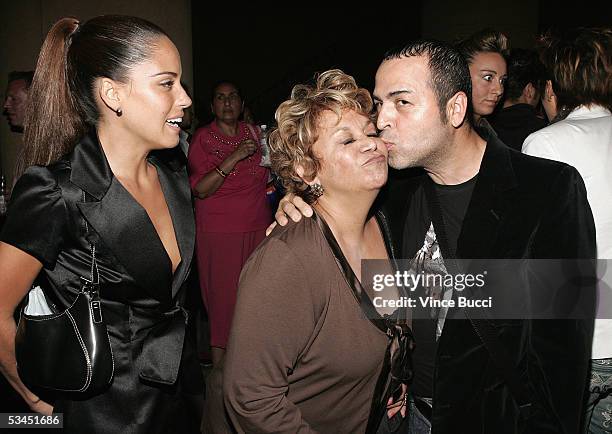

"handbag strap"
[422,178,533,420]
[81,191,99,286]
[312,212,388,332]
[312,211,414,433]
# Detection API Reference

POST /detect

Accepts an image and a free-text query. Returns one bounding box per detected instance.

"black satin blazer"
[379,131,596,434]
[2,131,202,433]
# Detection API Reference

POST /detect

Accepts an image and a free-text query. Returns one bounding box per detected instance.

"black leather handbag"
[15,227,114,395]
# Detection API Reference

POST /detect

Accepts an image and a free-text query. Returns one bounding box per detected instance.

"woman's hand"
[231,139,258,161]
[1,357,54,415]
[1,361,54,415]
[192,138,259,198]
[265,193,314,235]
[17,384,54,415]
[386,383,408,419]
[0,242,51,415]
[28,396,54,415]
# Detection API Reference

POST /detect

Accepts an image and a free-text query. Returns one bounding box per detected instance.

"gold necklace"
[210,123,258,176]
[209,123,247,146]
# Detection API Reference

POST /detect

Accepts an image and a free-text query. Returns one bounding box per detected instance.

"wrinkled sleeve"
[223,237,320,434]
[187,128,215,191]
[0,166,69,269]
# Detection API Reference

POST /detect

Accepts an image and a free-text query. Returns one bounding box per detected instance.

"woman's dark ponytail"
[16,18,84,180]
[15,15,168,180]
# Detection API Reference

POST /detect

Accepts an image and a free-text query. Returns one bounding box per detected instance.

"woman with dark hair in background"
[188,81,271,366]
[456,29,509,134]
[0,15,202,433]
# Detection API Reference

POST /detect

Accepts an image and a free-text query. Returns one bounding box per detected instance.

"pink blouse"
[188,121,271,233]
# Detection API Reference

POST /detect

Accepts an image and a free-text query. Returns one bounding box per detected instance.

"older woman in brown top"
[222,70,412,433]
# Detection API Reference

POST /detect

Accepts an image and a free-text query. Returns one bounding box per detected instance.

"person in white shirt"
[522,27,612,433]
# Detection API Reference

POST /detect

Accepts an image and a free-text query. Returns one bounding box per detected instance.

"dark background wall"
[2,0,609,185]
[191,1,610,127]
[191,4,422,126]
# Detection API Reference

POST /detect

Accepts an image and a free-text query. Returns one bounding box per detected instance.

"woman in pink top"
[188,81,271,364]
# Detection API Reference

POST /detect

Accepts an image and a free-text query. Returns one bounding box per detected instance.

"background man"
[490,49,547,150]
[3,71,33,133]
[523,27,612,433]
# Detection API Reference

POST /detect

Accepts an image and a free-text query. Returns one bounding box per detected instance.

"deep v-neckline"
[113,165,182,276]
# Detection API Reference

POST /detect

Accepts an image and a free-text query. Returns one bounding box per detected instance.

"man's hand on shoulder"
[266,193,314,236]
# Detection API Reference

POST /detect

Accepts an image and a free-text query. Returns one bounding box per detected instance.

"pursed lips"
[363,153,386,166]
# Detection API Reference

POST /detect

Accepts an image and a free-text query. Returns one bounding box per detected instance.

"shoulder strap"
[81,190,99,286]
[423,179,532,420]
[312,212,415,432]
[312,212,388,333]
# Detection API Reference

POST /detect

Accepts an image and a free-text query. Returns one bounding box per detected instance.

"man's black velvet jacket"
[379,132,596,434]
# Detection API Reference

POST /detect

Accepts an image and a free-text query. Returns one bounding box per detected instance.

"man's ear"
[523,82,538,104]
[544,80,556,101]
[447,91,468,128]
[98,77,123,114]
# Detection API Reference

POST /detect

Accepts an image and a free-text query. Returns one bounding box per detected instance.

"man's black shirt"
[402,175,477,398]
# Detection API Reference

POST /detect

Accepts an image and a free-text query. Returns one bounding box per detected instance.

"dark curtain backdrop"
[191,2,609,129]
[191,5,422,127]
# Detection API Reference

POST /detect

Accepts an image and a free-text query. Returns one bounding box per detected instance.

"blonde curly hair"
[268,69,373,204]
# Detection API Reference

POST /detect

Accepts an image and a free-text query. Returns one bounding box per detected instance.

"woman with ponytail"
[0,15,202,433]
